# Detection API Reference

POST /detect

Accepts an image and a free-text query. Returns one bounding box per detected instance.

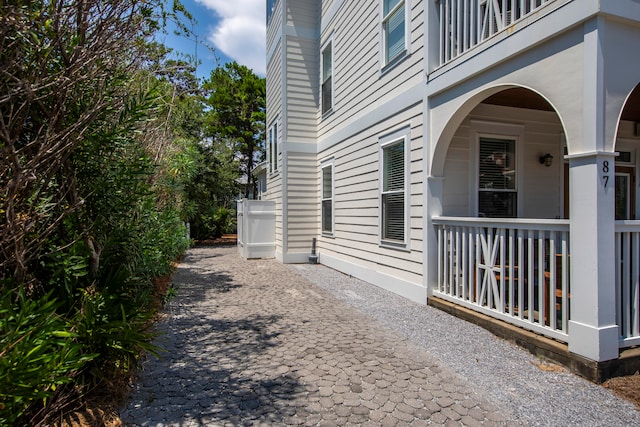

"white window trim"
[379,126,411,250]
[321,157,335,237]
[268,119,279,175]
[470,121,524,217]
[380,0,410,70]
[320,37,334,117]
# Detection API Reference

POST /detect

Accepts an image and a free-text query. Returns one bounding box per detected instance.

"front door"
[563,164,636,220]
[616,166,636,220]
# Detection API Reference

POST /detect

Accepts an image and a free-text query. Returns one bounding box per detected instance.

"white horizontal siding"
[286,36,319,142]
[287,151,319,253]
[267,0,282,51]
[287,0,320,28]
[318,103,424,282]
[319,0,425,141]
[266,41,282,126]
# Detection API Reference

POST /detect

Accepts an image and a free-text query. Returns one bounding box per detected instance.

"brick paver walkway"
[120,245,520,426]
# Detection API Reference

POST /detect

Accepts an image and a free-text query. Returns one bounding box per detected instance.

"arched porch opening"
[430,86,571,343]
[613,82,640,349]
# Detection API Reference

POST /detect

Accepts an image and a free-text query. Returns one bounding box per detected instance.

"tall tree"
[203,62,266,198]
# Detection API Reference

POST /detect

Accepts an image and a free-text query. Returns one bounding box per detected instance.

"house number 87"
[603,160,610,188]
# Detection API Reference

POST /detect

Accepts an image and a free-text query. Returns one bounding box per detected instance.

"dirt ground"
[604,373,640,407]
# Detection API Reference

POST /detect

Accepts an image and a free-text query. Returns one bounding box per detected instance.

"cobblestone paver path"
[120,245,520,426]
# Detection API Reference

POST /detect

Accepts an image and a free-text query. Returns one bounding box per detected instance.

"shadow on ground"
[122,249,307,425]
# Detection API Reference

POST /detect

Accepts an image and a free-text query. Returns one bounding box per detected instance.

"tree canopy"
[203,62,266,199]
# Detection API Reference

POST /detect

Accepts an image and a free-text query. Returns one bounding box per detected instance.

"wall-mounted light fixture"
[539,153,553,167]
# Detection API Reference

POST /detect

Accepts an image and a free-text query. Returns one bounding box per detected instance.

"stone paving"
[120,245,522,426]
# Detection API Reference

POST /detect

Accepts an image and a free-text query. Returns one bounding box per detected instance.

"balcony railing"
[437,0,554,65]
[433,217,570,342]
[615,221,640,348]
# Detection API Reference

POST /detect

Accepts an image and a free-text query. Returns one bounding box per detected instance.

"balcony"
[437,0,556,66]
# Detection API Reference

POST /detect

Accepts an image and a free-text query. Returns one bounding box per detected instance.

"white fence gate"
[237,199,276,259]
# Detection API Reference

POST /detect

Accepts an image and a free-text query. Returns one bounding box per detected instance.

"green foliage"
[203,62,266,198]
[0,0,265,422]
[185,140,241,239]
[0,0,202,422]
[73,285,159,383]
[0,288,97,425]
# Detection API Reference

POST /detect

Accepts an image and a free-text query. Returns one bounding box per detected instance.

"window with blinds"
[478,137,516,217]
[322,164,333,233]
[268,121,278,174]
[383,0,406,65]
[382,140,405,243]
[321,42,332,114]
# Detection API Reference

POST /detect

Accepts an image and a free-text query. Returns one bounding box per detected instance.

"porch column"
[567,153,618,362]
[566,16,619,362]
[425,175,444,298]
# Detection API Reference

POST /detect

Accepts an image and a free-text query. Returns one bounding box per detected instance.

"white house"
[261,0,640,381]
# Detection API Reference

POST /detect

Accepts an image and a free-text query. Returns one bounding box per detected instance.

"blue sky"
[157,0,267,80]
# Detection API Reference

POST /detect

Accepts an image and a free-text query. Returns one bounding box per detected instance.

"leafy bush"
[0,288,96,425]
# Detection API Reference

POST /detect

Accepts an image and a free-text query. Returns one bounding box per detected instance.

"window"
[268,121,278,173]
[267,0,278,24]
[381,137,407,245]
[478,137,516,217]
[321,161,334,234]
[321,40,333,114]
[382,0,406,65]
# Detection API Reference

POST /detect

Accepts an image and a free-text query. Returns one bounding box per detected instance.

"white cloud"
[196,0,266,75]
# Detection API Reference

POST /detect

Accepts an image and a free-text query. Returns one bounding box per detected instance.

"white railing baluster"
[560,231,569,332]
[468,227,476,301]
[517,229,524,320]
[611,222,640,348]
[439,0,445,65]
[456,0,461,56]
[549,231,557,330]
[632,232,639,337]
[455,226,461,297]
[432,217,570,342]
[438,0,557,65]
[623,231,631,337]
[538,231,545,324]
[616,231,622,332]
[508,228,514,315]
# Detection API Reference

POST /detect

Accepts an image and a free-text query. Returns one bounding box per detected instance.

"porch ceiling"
[482,88,554,112]
[483,87,640,122]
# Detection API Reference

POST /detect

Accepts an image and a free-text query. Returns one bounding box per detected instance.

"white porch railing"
[433,217,570,342]
[615,221,640,348]
[437,0,554,65]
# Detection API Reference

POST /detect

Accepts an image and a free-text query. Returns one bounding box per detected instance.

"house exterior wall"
[318,0,424,145]
[311,0,427,302]
[286,150,318,258]
[265,0,320,262]
[266,0,640,362]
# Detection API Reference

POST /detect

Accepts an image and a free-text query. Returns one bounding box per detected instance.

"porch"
[430,216,640,380]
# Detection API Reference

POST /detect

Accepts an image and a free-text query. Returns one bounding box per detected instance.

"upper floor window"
[321,40,333,115]
[267,0,278,25]
[268,121,278,174]
[382,0,406,65]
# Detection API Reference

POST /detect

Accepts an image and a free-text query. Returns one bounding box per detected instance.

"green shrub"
[0,288,96,426]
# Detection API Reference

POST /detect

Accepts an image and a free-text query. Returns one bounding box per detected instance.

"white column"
[425,176,444,299]
[567,153,618,361]
[566,17,618,362]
